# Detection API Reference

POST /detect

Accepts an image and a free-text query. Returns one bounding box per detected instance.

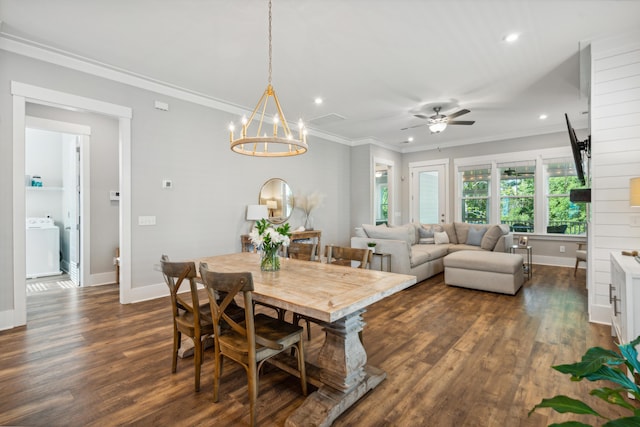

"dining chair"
[199,263,307,426]
[286,242,318,261]
[325,245,372,269]
[160,255,214,392]
[575,242,587,276]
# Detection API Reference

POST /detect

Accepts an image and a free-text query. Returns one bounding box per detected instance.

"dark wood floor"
[0,265,636,426]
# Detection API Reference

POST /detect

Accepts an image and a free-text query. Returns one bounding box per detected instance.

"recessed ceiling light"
[503,33,519,43]
[314,97,323,105]
[408,137,414,142]
[539,114,548,120]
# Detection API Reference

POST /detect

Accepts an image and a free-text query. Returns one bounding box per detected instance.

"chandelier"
[228,0,308,157]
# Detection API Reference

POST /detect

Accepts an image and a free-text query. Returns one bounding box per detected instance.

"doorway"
[25,117,90,287]
[12,81,133,327]
[410,160,449,224]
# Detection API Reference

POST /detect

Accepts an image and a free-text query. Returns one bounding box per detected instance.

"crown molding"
[0,32,352,146]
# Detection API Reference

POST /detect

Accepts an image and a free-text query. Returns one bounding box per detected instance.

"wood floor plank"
[0,265,637,426]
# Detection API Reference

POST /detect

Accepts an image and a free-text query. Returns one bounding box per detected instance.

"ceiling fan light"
[429,122,447,133]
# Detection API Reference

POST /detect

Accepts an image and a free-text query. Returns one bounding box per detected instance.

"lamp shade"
[631,178,640,207]
[266,200,278,210]
[246,204,268,221]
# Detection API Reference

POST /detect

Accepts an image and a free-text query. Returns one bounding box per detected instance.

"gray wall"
[1,50,352,312]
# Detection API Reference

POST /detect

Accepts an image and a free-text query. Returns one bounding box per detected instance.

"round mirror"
[259,178,293,224]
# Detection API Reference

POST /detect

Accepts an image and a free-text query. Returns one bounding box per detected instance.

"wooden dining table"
[195,252,416,427]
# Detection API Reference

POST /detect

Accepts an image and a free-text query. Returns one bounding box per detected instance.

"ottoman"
[443,250,524,295]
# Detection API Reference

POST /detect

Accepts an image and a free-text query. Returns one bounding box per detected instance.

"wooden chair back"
[160,255,213,392]
[325,245,372,269]
[199,262,307,425]
[287,242,317,261]
[160,256,204,336]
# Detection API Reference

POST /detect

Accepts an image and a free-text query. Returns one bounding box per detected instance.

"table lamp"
[246,204,268,231]
[266,200,278,217]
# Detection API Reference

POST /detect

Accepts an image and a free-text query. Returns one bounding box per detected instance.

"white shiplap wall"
[589,30,640,324]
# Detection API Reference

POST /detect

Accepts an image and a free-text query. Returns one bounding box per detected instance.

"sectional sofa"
[351,222,514,284]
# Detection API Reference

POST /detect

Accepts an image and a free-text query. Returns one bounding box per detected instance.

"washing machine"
[26,217,61,279]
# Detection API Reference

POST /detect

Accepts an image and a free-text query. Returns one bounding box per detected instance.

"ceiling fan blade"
[401,123,427,130]
[448,120,475,125]
[447,109,470,120]
[413,114,430,119]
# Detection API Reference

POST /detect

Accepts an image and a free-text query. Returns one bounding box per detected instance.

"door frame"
[25,116,91,287]
[12,81,132,327]
[408,159,449,224]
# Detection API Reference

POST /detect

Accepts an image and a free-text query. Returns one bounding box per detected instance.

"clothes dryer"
[26,217,61,278]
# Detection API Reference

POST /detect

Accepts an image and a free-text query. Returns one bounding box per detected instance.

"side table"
[371,252,391,272]
[510,245,532,280]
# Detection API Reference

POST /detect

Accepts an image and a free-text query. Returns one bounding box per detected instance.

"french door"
[410,163,448,225]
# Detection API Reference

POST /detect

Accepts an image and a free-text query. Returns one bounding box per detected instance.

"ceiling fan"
[401,107,475,133]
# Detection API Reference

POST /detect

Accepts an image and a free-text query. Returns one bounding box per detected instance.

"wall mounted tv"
[564,113,591,186]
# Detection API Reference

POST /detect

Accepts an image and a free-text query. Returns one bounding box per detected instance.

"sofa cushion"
[354,227,367,238]
[434,231,449,244]
[447,244,483,253]
[419,237,435,244]
[454,222,471,244]
[410,244,450,267]
[480,225,505,251]
[444,250,523,275]
[362,223,387,237]
[364,223,414,245]
[466,227,487,246]
[441,223,458,244]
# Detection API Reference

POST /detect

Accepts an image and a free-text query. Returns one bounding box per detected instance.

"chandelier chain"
[268,0,272,86]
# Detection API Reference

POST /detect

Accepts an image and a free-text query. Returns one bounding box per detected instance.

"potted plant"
[529,335,640,426]
[367,242,377,254]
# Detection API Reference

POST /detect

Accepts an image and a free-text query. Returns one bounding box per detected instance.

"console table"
[241,230,321,257]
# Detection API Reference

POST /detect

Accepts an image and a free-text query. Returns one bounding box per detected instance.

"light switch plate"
[138,216,156,226]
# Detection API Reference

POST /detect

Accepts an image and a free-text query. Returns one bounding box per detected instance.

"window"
[545,158,586,235]
[459,165,490,224]
[498,161,535,233]
[375,170,388,225]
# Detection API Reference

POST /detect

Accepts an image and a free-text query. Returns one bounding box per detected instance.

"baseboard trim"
[0,309,16,331]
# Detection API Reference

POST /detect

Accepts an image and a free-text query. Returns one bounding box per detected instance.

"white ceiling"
[2,0,640,151]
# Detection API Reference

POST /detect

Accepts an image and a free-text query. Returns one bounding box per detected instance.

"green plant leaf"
[584,366,640,393]
[529,395,602,417]
[548,422,592,427]
[602,416,640,427]
[589,387,637,411]
[554,347,625,380]
[618,338,640,376]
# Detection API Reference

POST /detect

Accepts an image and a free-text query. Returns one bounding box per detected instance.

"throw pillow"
[480,225,504,251]
[466,227,487,246]
[418,227,434,238]
[434,231,449,244]
[418,237,435,244]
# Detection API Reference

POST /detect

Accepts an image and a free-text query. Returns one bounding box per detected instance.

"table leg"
[285,309,386,427]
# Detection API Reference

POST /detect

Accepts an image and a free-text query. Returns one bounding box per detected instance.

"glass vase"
[260,247,281,271]
[304,213,314,230]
